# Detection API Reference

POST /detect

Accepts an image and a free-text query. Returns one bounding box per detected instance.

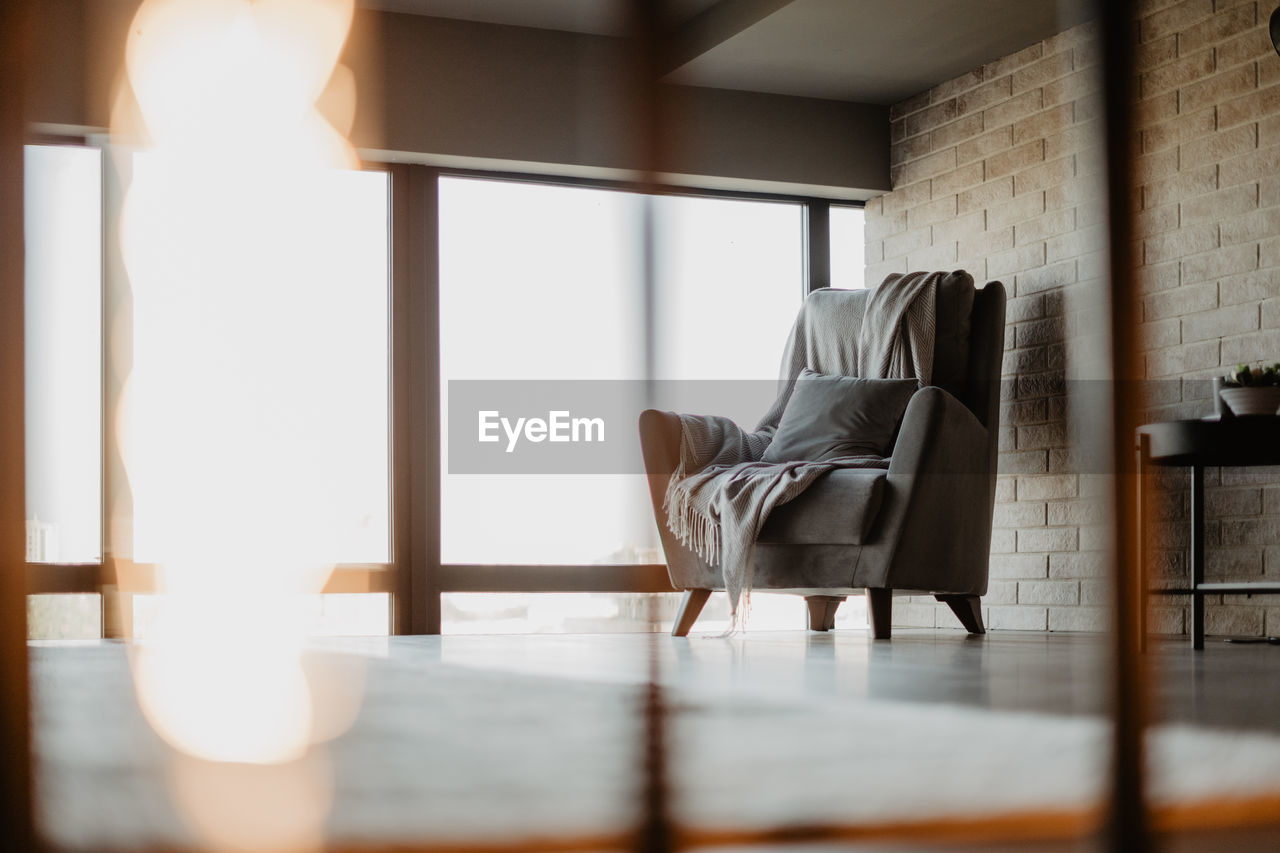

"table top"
[1138,417,1280,466]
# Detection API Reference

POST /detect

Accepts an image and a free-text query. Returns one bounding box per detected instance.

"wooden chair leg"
[671,589,711,637]
[936,594,985,635]
[805,595,845,631]
[866,588,892,639]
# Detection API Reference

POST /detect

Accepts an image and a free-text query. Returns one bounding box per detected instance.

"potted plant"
[1219,363,1280,416]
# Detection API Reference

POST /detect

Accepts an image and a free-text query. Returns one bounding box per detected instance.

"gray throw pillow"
[762,369,919,463]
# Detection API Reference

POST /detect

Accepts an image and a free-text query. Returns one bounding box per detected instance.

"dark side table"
[1137,417,1280,650]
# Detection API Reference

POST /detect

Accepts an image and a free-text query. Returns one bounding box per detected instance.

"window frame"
[412,165,863,633]
[21,145,866,636]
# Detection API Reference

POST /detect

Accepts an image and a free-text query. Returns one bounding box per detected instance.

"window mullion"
[805,199,831,294]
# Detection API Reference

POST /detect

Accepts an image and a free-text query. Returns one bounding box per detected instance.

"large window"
[22,149,865,636]
[435,176,867,633]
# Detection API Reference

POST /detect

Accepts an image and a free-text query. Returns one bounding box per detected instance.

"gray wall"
[29,1,890,198]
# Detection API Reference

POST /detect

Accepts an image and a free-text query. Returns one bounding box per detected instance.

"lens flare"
[168,750,334,853]
[111,4,367,843]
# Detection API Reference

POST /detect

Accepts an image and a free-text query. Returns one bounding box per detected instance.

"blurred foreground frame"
[2,0,36,845]
[5,0,1252,850]
[1,0,35,847]
[1096,0,1150,849]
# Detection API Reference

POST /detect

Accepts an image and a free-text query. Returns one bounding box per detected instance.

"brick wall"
[866,0,1280,635]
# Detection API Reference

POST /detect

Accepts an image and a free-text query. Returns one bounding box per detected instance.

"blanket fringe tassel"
[662,476,722,569]
[664,463,755,635]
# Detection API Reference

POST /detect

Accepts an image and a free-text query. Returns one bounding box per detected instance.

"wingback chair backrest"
[964,281,1007,433]
[799,274,1006,429]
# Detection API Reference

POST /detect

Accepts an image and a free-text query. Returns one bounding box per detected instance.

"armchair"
[639,274,1006,638]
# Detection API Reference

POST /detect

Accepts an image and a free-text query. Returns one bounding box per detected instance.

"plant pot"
[1220,386,1280,417]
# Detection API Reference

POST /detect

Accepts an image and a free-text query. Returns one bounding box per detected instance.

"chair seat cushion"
[758,468,887,545]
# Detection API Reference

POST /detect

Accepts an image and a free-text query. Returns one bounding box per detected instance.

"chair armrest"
[638,409,682,477]
[638,409,723,590]
[888,386,988,478]
[862,386,995,594]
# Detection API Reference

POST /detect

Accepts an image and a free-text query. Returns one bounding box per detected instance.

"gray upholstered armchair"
[639,275,1006,639]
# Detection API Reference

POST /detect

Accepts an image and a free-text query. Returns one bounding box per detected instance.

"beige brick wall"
[867,0,1280,635]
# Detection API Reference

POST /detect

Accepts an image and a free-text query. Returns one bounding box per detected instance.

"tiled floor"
[31,628,1280,851]
[428,627,1280,732]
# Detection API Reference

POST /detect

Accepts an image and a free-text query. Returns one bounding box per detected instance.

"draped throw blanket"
[663,271,943,625]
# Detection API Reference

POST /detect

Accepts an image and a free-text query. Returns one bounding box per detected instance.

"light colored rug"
[31,641,1280,851]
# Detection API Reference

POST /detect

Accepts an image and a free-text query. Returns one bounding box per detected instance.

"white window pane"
[654,194,802,380]
[24,144,103,563]
[127,155,390,565]
[653,194,803,425]
[439,177,647,565]
[439,178,803,566]
[830,205,867,289]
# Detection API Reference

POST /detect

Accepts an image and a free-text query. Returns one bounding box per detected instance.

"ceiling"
[362,0,1097,105]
